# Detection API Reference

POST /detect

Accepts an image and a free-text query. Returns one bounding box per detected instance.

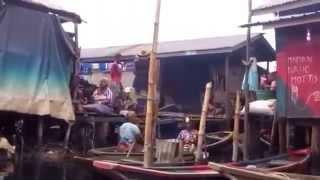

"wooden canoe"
[73,131,233,170]
[88,131,233,157]
[210,161,320,180]
[92,160,225,180]
[229,148,311,173]
[88,148,310,180]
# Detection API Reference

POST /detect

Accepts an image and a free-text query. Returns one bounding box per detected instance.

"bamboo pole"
[195,82,212,163]
[243,0,252,160]
[232,91,240,162]
[144,0,161,168]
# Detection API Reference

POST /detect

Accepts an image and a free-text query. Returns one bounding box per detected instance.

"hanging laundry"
[242,57,259,91]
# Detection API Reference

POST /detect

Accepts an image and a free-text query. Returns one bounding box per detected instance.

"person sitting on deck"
[117,118,143,152]
[122,87,137,111]
[82,78,114,114]
[261,72,277,92]
[177,117,198,152]
[268,72,277,92]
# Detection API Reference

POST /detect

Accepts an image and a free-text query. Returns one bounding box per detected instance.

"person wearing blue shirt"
[117,119,142,152]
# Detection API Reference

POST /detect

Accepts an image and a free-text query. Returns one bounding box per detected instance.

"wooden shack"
[0,0,82,148]
[245,0,320,173]
[81,34,275,119]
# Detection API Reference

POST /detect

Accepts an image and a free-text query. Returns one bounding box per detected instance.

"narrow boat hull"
[230,148,311,173]
[93,160,227,180]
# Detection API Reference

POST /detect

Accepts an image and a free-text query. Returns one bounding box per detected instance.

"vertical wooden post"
[195,82,212,163]
[74,23,80,75]
[286,119,291,151]
[311,126,320,175]
[144,0,161,168]
[232,91,240,162]
[270,116,279,153]
[71,23,80,101]
[37,118,44,147]
[278,119,287,154]
[64,123,72,150]
[225,55,231,129]
[243,0,252,161]
[151,59,160,157]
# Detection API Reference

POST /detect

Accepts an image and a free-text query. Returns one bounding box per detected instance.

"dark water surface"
[0,159,230,180]
[0,160,108,180]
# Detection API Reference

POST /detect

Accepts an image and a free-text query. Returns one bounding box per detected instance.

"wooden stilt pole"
[232,91,240,162]
[144,0,161,168]
[286,119,291,151]
[243,0,252,160]
[311,126,320,175]
[37,118,44,147]
[225,55,232,130]
[64,123,72,150]
[195,82,212,163]
[278,119,286,154]
[270,116,279,153]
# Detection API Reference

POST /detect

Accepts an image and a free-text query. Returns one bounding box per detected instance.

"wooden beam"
[144,0,161,168]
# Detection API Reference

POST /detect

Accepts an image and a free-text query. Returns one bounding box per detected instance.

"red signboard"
[277,35,320,118]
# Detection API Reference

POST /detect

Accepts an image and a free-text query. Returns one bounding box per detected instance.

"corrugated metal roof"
[81,45,134,59]
[242,10,320,29]
[252,0,320,15]
[254,0,299,10]
[81,33,264,62]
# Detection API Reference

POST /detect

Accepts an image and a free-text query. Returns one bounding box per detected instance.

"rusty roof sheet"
[81,33,266,62]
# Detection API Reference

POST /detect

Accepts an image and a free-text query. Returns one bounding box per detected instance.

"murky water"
[0,159,108,180]
[0,158,229,180]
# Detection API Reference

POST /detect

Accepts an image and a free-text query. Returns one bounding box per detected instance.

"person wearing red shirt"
[110,53,122,84]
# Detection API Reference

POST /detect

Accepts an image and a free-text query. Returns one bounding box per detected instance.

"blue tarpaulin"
[0,4,76,122]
